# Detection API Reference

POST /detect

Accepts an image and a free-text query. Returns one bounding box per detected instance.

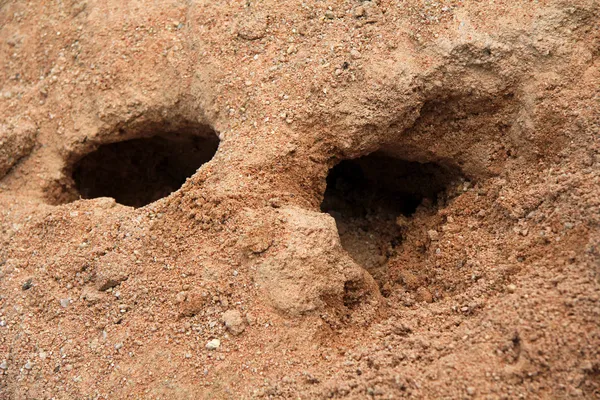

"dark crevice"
[321,152,462,287]
[71,128,218,208]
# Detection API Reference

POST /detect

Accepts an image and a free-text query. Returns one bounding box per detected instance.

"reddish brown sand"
[1,1,599,398]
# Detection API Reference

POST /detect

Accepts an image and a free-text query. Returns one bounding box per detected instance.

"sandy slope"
[0,0,599,398]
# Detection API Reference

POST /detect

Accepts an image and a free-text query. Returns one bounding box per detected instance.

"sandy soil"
[1,0,599,398]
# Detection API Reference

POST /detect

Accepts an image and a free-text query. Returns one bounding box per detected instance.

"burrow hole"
[321,152,463,292]
[71,124,219,208]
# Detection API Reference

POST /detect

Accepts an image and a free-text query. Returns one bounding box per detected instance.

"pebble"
[59,298,70,308]
[0,320,6,327]
[0,361,7,369]
[324,10,335,19]
[81,287,103,304]
[96,269,128,291]
[222,310,246,335]
[507,284,517,293]
[350,49,361,59]
[22,279,33,290]
[427,230,440,241]
[206,339,221,350]
[354,6,365,18]
[115,343,123,350]
[237,17,268,41]
[466,387,476,395]
[24,361,32,370]
[175,291,187,304]
[416,287,434,303]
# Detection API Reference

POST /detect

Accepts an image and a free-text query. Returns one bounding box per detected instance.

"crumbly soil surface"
[1,1,599,399]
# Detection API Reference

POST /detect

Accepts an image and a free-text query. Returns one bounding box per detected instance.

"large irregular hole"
[321,152,463,290]
[71,127,218,207]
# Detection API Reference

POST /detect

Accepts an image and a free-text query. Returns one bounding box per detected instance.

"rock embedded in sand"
[206,339,220,350]
[222,309,246,335]
[237,15,268,40]
[81,287,104,305]
[95,265,129,291]
[416,287,434,303]
[427,230,440,241]
[180,290,205,317]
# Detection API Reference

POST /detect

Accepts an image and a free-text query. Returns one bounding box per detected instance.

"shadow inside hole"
[321,153,462,286]
[72,132,219,208]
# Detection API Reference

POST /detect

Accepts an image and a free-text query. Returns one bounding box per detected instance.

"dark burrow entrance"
[71,128,219,208]
[321,152,462,290]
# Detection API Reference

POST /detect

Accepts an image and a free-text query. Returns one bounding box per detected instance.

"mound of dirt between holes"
[0,1,599,399]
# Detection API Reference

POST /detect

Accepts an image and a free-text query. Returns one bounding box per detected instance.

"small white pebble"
[206,339,220,350]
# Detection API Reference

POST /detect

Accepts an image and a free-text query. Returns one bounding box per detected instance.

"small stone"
[353,6,365,18]
[24,361,33,370]
[206,339,220,350]
[59,298,70,308]
[175,291,187,304]
[22,279,33,290]
[350,50,361,60]
[427,230,440,241]
[115,343,123,350]
[581,360,594,372]
[286,44,297,55]
[95,264,128,291]
[416,287,434,303]
[324,10,335,19]
[39,352,47,360]
[237,15,268,40]
[180,290,205,317]
[268,198,281,208]
[362,2,383,23]
[466,387,476,395]
[222,310,246,335]
[0,320,6,327]
[507,284,517,293]
[96,198,116,209]
[0,361,7,369]
[81,287,103,304]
